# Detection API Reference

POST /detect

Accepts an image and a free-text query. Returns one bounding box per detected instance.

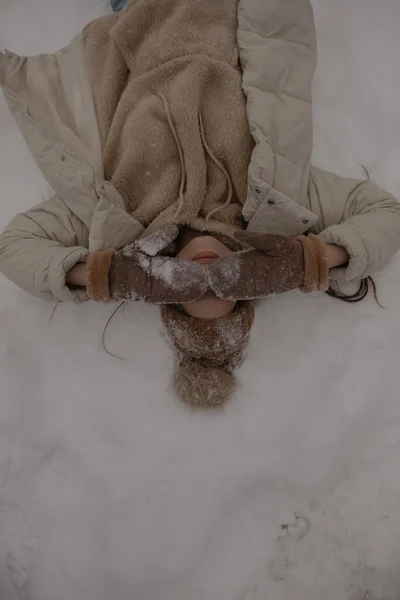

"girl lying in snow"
[1,0,400,407]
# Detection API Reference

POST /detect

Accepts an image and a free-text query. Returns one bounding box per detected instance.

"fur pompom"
[174,361,235,408]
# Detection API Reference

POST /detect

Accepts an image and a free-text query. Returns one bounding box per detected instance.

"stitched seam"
[244,82,311,105]
[240,25,316,53]
[250,146,307,171]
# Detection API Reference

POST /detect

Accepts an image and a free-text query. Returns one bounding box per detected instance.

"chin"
[182,297,236,319]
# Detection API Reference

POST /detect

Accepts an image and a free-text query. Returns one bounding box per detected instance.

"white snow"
[1,1,400,599]
[135,226,179,257]
[209,254,242,299]
[124,226,208,296]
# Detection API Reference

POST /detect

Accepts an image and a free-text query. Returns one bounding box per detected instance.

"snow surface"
[1,1,400,598]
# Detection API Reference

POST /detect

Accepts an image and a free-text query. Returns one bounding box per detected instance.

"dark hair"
[325,277,382,306]
[102,301,128,359]
[325,167,382,306]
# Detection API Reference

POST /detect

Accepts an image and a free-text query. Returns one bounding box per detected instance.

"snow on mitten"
[208,231,329,301]
[87,225,208,304]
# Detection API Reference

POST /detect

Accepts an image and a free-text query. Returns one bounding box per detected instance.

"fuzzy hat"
[161,302,255,408]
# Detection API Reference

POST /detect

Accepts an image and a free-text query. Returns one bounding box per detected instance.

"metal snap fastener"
[302,218,309,224]
[255,186,262,195]
[268,199,275,206]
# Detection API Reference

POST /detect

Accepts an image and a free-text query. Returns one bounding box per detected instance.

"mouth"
[192,251,219,265]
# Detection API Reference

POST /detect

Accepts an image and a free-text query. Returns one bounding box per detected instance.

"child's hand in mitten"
[208,230,329,301]
[87,225,208,304]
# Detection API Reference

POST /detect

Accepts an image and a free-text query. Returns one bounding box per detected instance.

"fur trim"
[298,235,329,293]
[313,235,329,291]
[87,249,116,301]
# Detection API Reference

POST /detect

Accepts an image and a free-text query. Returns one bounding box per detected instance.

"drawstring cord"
[198,114,233,222]
[158,92,186,220]
[157,93,233,222]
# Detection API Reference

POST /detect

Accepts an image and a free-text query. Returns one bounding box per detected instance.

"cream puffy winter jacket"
[1,0,400,303]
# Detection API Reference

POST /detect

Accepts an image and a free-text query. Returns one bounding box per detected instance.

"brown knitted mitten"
[87,225,208,304]
[208,231,328,301]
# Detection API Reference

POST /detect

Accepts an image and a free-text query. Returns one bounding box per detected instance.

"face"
[176,230,236,319]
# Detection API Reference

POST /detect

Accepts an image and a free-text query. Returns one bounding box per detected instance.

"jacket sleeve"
[238,0,317,206]
[309,166,400,290]
[0,195,89,303]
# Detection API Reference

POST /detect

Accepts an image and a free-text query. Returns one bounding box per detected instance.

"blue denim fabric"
[110,0,128,11]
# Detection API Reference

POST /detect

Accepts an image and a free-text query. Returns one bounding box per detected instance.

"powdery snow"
[123,227,207,297]
[148,256,175,287]
[135,226,179,257]
[135,252,206,297]
[1,1,400,599]
[208,254,242,299]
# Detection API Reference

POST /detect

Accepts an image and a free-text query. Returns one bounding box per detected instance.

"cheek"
[176,247,193,261]
[210,238,232,258]
[182,296,236,319]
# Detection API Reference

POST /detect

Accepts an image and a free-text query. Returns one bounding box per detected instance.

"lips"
[192,251,219,265]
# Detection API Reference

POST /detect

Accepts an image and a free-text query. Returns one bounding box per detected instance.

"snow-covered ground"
[1,1,400,599]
